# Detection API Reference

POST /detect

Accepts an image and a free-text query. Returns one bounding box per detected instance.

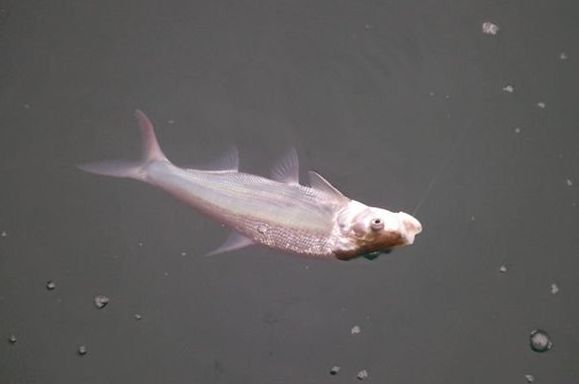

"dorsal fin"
[308,171,348,201]
[196,146,239,172]
[271,148,299,185]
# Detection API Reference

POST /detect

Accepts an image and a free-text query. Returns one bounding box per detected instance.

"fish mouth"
[398,212,422,244]
[404,233,417,245]
[410,217,423,235]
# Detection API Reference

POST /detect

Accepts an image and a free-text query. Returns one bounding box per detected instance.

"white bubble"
[356,370,369,380]
[94,295,110,309]
[502,84,514,93]
[530,329,552,353]
[78,345,88,356]
[481,21,499,35]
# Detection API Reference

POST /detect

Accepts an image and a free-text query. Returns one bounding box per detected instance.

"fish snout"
[398,212,422,244]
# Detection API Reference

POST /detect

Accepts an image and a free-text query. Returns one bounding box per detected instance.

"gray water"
[1,1,578,383]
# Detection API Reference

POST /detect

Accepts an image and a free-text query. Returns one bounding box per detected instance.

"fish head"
[333,201,422,260]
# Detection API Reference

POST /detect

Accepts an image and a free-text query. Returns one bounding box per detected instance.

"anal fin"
[205,231,254,256]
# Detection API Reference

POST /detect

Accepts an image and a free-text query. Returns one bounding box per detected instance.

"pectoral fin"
[362,252,381,261]
[205,231,254,256]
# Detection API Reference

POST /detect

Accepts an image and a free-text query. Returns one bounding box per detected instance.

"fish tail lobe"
[134,109,167,163]
[77,160,144,179]
[78,110,168,180]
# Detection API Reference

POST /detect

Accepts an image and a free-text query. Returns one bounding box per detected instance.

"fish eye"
[370,218,384,231]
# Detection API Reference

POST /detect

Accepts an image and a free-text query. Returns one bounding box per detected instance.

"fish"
[79,110,422,260]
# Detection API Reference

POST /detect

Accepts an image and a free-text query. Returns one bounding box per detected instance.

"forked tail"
[77,110,168,179]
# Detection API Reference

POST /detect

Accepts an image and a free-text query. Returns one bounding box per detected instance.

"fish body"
[80,111,422,260]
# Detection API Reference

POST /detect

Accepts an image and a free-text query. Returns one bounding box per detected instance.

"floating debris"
[137,241,143,247]
[530,329,552,353]
[78,345,88,356]
[167,120,175,125]
[470,216,476,221]
[536,102,546,109]
[329,366,341,375]
[351,325,361,335]
[46,281,56,291]
[481,21,499,35]
[525,374,535,383]
[163,272,169,277]
[8,334,17,344]
[566,178,573,187]
[429,91,435,97]
[134,314,143,321]
[550,283,559,295]
[257,224,268,234]
[499,265,508,273]
[559,52,568,60]
[1,230,7,237]
[180,251,187,256]
[356,370,369,380]
[94,295,110,309]
[514,127,521,134]
[23,103,31,109]
[502,84,514,93]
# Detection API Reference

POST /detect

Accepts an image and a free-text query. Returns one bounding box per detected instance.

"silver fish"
[79,111,422,260]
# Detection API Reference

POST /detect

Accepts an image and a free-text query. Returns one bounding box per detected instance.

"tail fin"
[134,109,167,163]
[78,110,168,179]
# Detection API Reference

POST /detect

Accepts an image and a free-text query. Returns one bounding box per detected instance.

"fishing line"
[412,122,471,216]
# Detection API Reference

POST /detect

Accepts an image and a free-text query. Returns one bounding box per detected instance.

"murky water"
[1,0,578,383]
